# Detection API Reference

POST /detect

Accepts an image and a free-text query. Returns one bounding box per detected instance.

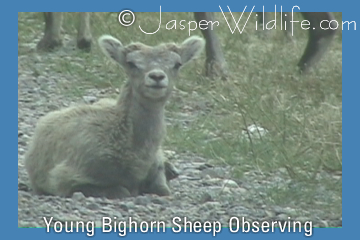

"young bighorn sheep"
[24,35,205,199]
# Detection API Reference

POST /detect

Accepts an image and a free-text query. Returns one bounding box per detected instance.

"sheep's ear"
[98,35,126,66]
[177,36,205,65]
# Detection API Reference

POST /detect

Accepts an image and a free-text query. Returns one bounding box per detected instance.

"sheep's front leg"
[141,162,171,196]
[71,155,141,198]
[147,172,171,196]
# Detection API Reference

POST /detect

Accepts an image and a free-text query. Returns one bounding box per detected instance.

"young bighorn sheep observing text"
[25,35,205,199]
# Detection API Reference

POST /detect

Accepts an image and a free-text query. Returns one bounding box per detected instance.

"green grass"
[18,12,342,213]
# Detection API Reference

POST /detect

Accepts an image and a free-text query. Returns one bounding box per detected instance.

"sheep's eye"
[174,62,182,70]
[127,61,138,69]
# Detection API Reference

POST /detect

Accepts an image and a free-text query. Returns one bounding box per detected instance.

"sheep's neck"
[117,84,166,152]
[134,99,165,148]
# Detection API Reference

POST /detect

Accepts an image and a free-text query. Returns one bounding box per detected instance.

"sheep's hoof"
[37,37,63,51]
[77,37,92,52]
[205,60,229,80]
[164,161,179,181]
[151,185,171,196]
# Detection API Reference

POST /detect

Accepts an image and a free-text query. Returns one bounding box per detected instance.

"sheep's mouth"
[146,85,166,89]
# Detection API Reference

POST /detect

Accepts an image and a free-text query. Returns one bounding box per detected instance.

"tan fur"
[93,98,180,181]
[25,35,205,199]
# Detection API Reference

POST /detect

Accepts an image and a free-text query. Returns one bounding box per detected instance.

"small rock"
[277,213,290,221]
[203,175,211,180]
[295,217,311,223]
[18,190,31,198]
[283,207,297,216]
[47,104,59,111]
[237,187,248,194]
[18,182,30,192]
[202,178,221,186]
[134,196,150,206]
[272,206,286,214]
[72,192,86,201]
[201,167,227,178]
[163,150,176,159]
[83,96,97,104]
[19,220,39,228]
[151,197,169,205]
[197,163,214,170]
[77,206,91,215]
[18,140,27,147]
[319,220,329,228]
[119,202,135,211]
[210,186,232,194]
[86,202,100,210]
[199,192,213,203]
[241,124,268,141]
[265,210,276,218]
[222,179,239,188]
[202,201,221,210]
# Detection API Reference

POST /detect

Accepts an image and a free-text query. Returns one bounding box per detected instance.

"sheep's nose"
[148,71,166,82]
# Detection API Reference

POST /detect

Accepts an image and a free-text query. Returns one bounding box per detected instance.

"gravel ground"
[18,41,342,232]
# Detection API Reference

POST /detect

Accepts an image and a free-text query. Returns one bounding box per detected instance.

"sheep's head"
[98,35,205,102]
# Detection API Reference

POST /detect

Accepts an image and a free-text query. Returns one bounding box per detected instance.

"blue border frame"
[13,0,357,239]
